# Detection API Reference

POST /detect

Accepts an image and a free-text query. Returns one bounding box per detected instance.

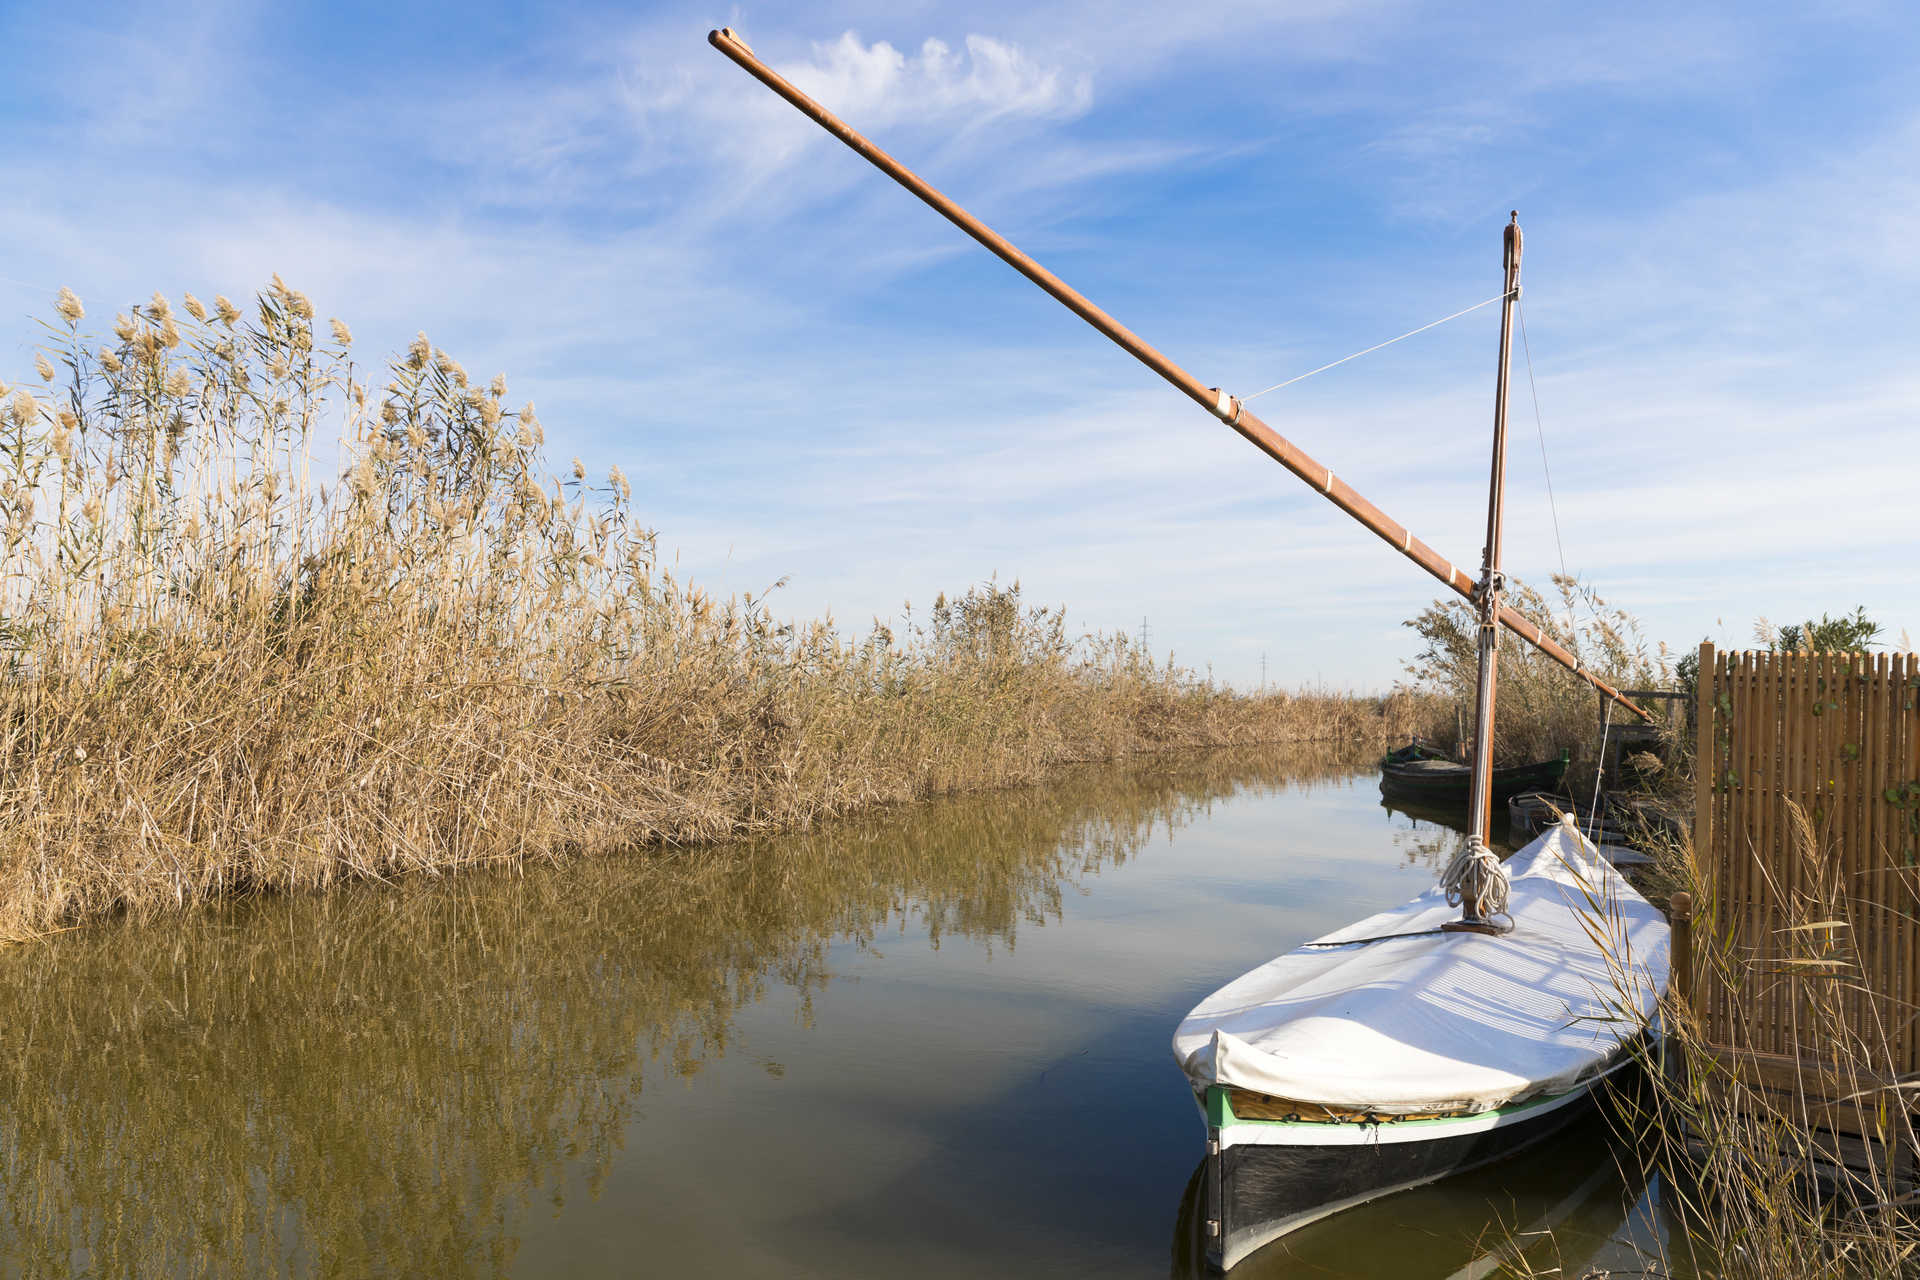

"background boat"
[1379,746,1569,803]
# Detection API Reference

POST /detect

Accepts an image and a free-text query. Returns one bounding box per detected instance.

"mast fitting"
[1208,387,1242,425]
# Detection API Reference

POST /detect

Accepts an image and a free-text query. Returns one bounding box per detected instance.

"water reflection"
[0,748,1370,1278]
[1378,790,1520,873]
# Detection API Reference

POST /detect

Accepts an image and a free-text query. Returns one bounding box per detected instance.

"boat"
[705,34,1670,1274]
[1166,218,1667,1268]
[1172,821,1666,1266]
[1508,791,1643,864]
[1510,790,1680,850]
[1380,745,1569,804]
[1511,790,1597,840]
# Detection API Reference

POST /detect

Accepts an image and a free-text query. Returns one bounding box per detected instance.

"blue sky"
[3,1,1915,688]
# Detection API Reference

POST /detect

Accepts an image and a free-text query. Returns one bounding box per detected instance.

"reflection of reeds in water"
[0,284,1427,937]
[0,746,1354,1278]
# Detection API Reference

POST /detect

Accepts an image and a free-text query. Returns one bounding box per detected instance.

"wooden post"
[1666,889,1695,1099]
[1691,643,1715,1038]
[1693,642,1715,880]
[1670,891,1694,1009]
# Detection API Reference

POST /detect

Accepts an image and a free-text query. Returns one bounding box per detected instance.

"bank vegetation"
[0,282,1421,938]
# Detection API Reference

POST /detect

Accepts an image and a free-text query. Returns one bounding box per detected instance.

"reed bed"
[0,282,1420,938]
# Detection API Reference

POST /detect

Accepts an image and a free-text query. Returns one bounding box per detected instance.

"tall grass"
[0,282,1421,938]
[1628,807,1920,1277]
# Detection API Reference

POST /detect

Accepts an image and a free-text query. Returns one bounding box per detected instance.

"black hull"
[1170,1100,1645,1279]
[1378,756,1569,803]
[1204,1087,1595,1271]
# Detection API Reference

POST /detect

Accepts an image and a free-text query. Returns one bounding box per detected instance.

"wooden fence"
[1688,644,1920,1076]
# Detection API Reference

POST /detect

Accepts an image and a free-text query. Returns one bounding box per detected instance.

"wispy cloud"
[1,0,1914,688]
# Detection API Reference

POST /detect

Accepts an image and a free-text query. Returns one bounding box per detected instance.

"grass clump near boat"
[0,282,1422,939]
[1627,807,1920,1278]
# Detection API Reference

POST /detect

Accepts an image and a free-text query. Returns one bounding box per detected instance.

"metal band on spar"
[707,27,1650,724]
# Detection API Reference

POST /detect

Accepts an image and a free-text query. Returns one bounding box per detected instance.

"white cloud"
[783,32,1091,130]
[2,1,1915,689]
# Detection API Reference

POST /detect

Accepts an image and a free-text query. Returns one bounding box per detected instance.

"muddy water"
[0,749,1674,1277]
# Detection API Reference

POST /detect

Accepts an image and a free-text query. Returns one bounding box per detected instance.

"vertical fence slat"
[1810,650,1830,1043]
[1841,651,1865,1040]
[1758,652,1766,1051]
[1728,652,1743,1043]
[1748,650,1773,1052]
[1690,643,1716,1020]
[1873,656,1889,1066]
[1842,650,1868,1045]
[1774,652,1789,1051]
[1881,656,1896,1066]
[1896,656,1912,1074]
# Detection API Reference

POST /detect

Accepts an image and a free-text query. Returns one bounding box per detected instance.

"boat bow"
[1173,824,1669,1118]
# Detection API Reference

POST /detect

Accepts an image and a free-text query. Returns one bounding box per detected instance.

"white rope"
[1517,299,1570,589]
[1589,698,1614,845]
[1517,298,1616,681]
[1440,837,1511,924]
[1242,292,1509,403]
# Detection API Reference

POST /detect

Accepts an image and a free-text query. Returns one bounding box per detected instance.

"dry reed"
[1623,806,1920,1277]
[0,282,1423,938]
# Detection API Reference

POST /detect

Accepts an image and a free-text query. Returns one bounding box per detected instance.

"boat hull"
[1378,754,1568,803]
[1202,1079,1598,1271]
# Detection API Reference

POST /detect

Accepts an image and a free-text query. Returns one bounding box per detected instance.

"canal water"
[0,748,1677,1277]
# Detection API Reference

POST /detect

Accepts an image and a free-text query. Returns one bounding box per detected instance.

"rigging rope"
[1588,698,1614,847]
[1518,300,1616,680]
[1242,292,1509,403]
[1440,838,1512,929]
[1517,300,1571,591]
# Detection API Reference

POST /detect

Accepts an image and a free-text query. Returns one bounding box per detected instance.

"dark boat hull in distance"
[1202,1077,1602,1271]
[1379,746,1569,803]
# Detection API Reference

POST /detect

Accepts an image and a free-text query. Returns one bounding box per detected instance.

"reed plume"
[0,282,1425,938]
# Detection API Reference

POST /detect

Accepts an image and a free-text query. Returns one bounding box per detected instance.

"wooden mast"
[1457,214,1523,929]
[707,27,1650,725]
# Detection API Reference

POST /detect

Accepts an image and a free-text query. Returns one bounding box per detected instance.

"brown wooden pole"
[709,27,1650,723]
[1464,215,1522,875]
[1670,890,1695,1010]
[1668,888,1695,1095]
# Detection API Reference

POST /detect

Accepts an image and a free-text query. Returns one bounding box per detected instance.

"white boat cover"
[1172,821,1669,1116]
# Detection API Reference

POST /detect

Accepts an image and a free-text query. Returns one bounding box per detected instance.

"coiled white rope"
[1440,838,1512,927]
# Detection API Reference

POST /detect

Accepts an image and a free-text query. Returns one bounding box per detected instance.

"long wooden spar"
[708,27,1650,724]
